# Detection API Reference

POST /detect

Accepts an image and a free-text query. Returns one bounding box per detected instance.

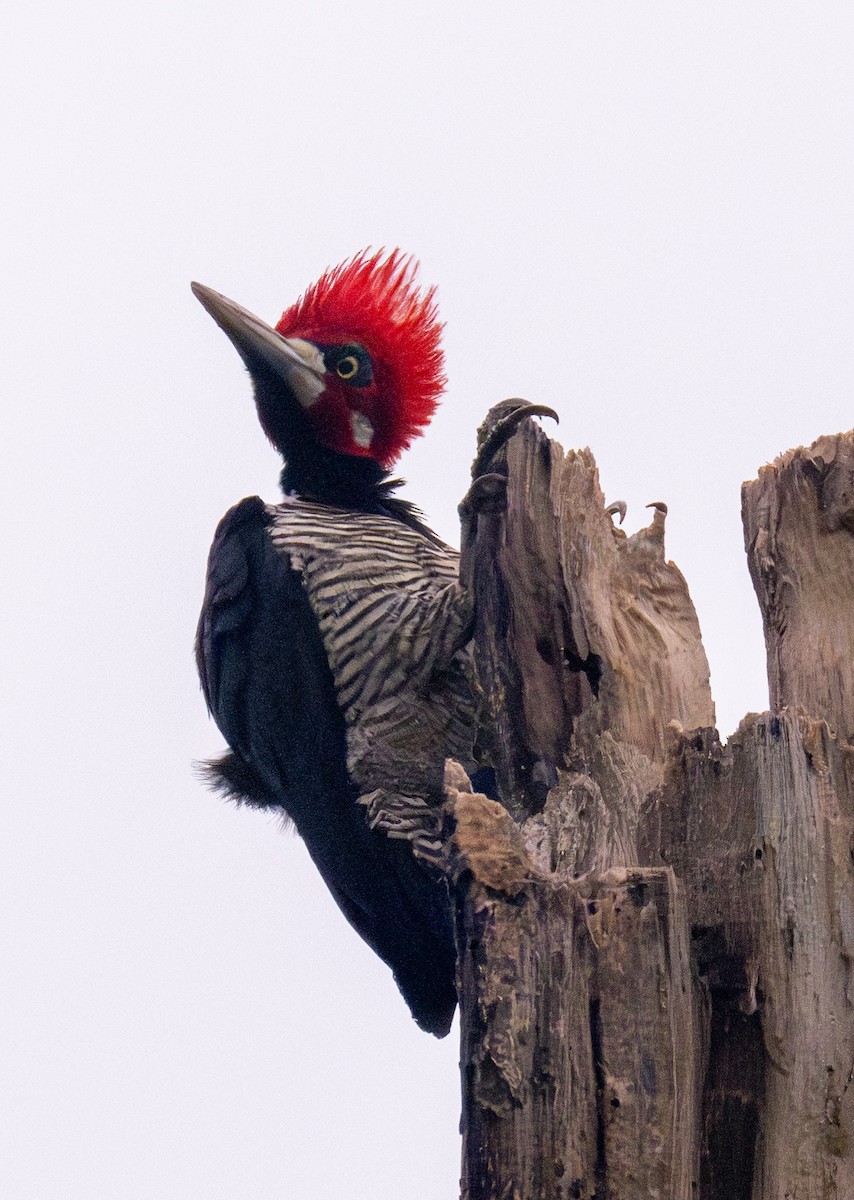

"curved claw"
[472,400,559,479]
[646,501,668,515]
[605,500,627,525]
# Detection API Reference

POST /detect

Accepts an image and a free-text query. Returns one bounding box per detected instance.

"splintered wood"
[446,420,854,1199]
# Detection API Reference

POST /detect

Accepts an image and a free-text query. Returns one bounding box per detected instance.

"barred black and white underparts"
[267,496,476,860]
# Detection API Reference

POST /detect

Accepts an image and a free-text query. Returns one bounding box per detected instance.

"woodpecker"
[193,251,550,1036]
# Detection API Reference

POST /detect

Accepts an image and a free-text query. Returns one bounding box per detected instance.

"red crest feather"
[275,250,445,465]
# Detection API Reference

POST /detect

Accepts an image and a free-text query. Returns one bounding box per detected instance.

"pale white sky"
[3,3,853,1197]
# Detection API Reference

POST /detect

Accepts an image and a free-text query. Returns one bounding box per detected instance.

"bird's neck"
[252,369,398,510]
[280,447,444,543]
[280,444,392,510]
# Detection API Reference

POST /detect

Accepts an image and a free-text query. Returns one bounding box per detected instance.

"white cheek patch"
[351,411,375,448]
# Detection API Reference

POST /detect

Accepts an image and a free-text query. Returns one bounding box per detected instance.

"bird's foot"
[470,398,559,482]
[459,399,558,590]
[459,472,507,517]
[460,399,558,518]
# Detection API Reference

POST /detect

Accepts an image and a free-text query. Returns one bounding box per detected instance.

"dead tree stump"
[445,418,854,1200]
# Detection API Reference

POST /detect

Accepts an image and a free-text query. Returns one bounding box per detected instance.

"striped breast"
[266,497,476,802]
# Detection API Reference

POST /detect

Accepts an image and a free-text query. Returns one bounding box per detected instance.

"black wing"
[196,496,457,1035]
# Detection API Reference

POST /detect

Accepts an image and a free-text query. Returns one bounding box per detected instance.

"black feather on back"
[196,496,457,1035]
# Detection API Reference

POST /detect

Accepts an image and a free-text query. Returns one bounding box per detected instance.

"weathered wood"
[448,784,697,1200]
[448,787,596,1200]
[447,416,854,1199]
[743,431,854,742]
[640,710,854,1199]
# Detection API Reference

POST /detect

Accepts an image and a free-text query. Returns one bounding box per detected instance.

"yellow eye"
[336,355,359,381]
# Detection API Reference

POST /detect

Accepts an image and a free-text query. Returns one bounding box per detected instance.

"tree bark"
[446,419,854,1199]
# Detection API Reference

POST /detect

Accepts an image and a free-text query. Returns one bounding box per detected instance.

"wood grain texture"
[447,414,854,1199]
[743,431,854,742]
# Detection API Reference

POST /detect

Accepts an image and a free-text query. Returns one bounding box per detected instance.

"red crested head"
[274,249,445,467]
